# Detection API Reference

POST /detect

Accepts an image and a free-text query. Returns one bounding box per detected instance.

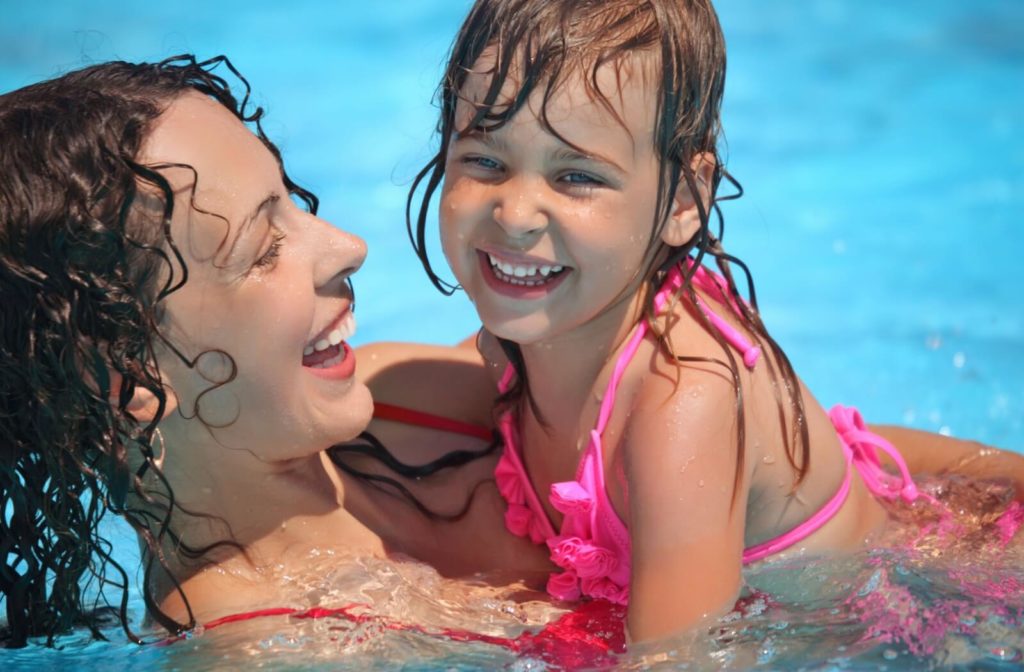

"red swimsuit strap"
[156,600,626,668]
[373,402,493,442]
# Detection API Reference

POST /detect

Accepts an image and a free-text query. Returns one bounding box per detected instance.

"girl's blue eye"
[464,155,502,171]
[253,231,285,270]
[561,171,603,187]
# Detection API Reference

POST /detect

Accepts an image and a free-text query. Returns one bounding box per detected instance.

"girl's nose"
[311,216,366,293]
[492,177,548,238]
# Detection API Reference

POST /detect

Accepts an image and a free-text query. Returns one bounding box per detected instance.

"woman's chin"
[320,382,374,447]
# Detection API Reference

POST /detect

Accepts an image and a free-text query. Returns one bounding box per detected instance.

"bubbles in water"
[987,646,1022,662]
[509,657,549,671]
[882,648,899,660]
[756,637,777,664]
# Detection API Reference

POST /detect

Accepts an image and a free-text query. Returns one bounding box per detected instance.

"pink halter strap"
[595,262,761,434]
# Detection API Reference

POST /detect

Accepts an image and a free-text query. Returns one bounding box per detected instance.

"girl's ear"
[108,370,179,423]
[660,152,717,248]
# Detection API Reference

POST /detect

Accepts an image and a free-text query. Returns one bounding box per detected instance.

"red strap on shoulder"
[373,402,493,442]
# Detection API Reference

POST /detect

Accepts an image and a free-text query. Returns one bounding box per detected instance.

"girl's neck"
[518,285,648,429]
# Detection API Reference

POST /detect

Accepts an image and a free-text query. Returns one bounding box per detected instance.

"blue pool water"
[2,0,1023,668]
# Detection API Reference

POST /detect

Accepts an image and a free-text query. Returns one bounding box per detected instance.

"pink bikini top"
[494,262,924,605]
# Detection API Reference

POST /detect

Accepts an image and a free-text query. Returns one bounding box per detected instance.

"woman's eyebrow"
[222,192,280,266]
[241,193,280,234]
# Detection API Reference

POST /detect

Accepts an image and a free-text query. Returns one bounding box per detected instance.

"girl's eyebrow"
[452,128,510,152]
[550,146,625,176]
[455,129,625,176]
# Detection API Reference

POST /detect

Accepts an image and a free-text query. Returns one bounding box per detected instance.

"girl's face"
[440,53,667,347]
[141,93,372,460]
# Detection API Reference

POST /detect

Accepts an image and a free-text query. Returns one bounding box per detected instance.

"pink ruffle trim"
[495,448,630,605]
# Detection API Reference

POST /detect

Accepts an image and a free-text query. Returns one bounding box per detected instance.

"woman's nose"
[312,217,366,292]
[492,177,548,238]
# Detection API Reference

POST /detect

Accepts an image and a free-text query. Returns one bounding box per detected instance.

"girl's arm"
[355,340,495,429]
[871,425,1024,499]
[624,366,749,642]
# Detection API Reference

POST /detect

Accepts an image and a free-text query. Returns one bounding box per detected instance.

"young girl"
[406,0,1024,641]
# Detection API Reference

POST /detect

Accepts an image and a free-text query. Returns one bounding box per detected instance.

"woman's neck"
[152,425,383,561]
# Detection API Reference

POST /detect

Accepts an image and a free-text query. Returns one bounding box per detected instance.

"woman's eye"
[252,231,285,270]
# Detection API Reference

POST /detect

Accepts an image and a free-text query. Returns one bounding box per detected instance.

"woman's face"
[140,92,372,461]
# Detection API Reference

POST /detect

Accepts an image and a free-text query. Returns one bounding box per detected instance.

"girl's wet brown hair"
[0,55,319,647]
[408,0,810,504]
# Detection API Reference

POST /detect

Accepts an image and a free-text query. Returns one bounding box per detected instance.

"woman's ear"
[660,152,717,248]
[108,370,179,423]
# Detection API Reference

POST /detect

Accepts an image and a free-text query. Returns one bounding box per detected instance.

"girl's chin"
[477,313,561,347]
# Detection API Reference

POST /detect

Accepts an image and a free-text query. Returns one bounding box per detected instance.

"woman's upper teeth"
[303,312,356,355]
[488,253,563,277]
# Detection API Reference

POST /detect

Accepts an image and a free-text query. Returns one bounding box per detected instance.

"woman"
[0,55,549,649]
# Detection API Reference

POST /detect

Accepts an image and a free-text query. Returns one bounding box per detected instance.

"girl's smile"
[477,249,572,300]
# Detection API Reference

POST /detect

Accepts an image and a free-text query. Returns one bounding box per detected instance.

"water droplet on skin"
[698,479,705,488]
[679,455,696,474]
[762,455,776,465]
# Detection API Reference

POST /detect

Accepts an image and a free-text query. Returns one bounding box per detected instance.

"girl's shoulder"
[625,346,743,459]
[613,311,759,499]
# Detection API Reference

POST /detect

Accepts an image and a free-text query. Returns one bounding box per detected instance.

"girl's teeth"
[314,339,330,352]
[303,345,314,356]
[328,329,343,346]
[488,253,564,280]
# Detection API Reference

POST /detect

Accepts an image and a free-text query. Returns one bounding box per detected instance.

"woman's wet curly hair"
[0,55,316,648]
